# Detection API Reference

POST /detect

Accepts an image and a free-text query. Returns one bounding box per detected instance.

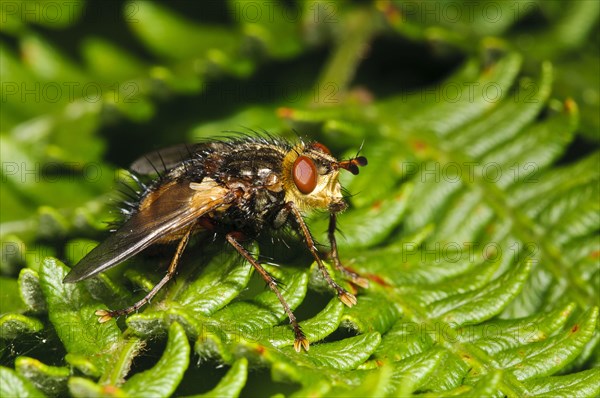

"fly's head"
[282,142,367,213]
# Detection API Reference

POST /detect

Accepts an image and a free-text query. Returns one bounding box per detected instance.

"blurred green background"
[1,1,599,397]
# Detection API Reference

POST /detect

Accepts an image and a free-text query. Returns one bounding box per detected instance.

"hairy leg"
[226,232,309,352]
[96,225,193,322]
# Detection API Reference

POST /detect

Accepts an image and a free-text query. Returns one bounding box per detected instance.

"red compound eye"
[292,156,318,194]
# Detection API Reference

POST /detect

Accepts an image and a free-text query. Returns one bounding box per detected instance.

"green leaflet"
[0,313,43,340]
[0,366,45,398]
[174,251,254,316]
[270,299,344,348]
[403,52,524,136]
[81,38,146,82]
[122,322,190,397]
[325,365,394,397]
[68,376,124,398]
[503,308,599,380]
[226,1,304,59]
[126,2,241,61]
[296,332,381,371]
[413,349,469,392]
[523,368,600,397]
[39,258,121,374]
[387,348,449,394]
[463,371,503,397]
[212,264,309,337]
[457,303,577,355]
[19,34,89,86]
[125,1,253,79]
[342,293,399,334]
[374,319,435,362]
[15,357,69,396]
[185,358,248,398]
[18,268,47,313]
[346,241,480,286]
[446,62,554,157]
[430,260,531,325]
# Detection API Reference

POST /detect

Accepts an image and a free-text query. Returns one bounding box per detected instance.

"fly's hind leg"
[226,232,309,353]
[96,225,193,323]
[328,213,369,288]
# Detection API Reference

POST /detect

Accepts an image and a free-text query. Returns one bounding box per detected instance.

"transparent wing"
[63,179,230,282]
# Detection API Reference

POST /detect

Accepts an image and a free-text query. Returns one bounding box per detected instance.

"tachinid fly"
[63,135,368,352]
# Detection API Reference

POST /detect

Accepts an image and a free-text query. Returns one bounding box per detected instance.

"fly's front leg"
[286,202,357,307]
[96,224,194,322]
[226,232,309,352]
[328,212,369,288]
